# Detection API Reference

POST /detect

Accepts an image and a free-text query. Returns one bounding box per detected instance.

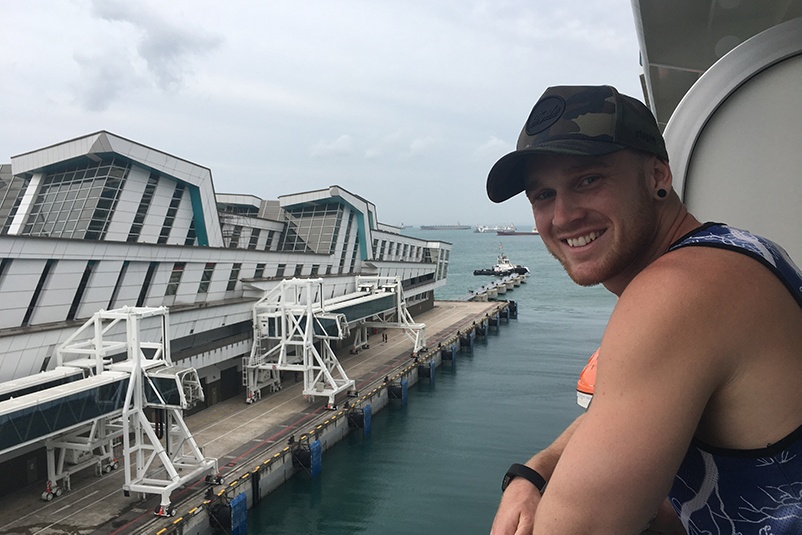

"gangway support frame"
[53,306,218,513]
[244,276,426,405]
[357,276,426,354]
[245,278,355,406]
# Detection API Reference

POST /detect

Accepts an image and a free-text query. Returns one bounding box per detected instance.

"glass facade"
[0,174,29,235]
[279,201,344,254]
[24,158,130,240]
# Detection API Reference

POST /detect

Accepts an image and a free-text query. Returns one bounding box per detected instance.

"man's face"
[524,150,659,289]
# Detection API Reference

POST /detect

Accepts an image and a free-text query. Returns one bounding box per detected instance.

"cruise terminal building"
[0,130,451,491]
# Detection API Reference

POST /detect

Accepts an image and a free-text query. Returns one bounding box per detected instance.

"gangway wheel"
[154,504,176,517]
[41,481,63,501]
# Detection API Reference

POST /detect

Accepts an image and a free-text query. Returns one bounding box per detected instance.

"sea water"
[248,228,617,534]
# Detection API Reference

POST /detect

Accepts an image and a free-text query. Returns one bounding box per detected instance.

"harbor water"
[248,228,617,534]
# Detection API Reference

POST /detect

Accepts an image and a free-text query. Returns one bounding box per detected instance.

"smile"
[566,231,603,248]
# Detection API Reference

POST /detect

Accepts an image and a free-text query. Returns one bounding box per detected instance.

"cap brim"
[486,139,626,203]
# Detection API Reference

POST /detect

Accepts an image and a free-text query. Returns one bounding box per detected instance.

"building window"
[67,259,97,320]
[349,233,359,274]
[185,218,197,246]
[165,262,186,296]
[265,230,276,251]
[278,201,345,254]
[23,259,57,326]
[276,264,285,278]
[24,158,129,241]
[0,174,30,235]
[227,263,241,291]
[293,264,303,277]
[157,182,185,244]
[226,225,242,249]
[325,265,332,275]
[248,228,261,250]
[128,172,159,242]
[109,260,129,309]
[198,263,215,294]
[0,258,11,286]
[339,212,354,274]
[137,262,158,306]
[310,264,319,276]
[254,263,265,279]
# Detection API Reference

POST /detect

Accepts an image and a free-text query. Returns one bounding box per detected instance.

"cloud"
[83,0,222,98]
[475,136,511,161]
[72,51,139,111]
[310,134,355,158]
[408,135,441,156]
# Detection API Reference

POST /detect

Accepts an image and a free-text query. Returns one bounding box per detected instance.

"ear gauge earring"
[657,189,667,199]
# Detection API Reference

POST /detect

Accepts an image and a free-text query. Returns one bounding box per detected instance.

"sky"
[0,0,643,227]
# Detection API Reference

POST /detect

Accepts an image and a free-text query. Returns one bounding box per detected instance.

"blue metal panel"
[187,185,209,246]
[310,439,322,478]
[401,378,408,406]
[230,492,247,535]
[363,404,372,436]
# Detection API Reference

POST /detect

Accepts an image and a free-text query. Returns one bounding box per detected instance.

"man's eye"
[581,175,601,186]
[530,190,554,202]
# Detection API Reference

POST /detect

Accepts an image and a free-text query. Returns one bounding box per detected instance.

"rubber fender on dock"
[292,444,312,469]
[310,439,322,478]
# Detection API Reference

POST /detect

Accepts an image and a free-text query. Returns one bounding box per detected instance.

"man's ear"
[652,157,673,194]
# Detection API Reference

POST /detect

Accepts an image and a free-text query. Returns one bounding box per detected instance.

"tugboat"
[473,245,530,276]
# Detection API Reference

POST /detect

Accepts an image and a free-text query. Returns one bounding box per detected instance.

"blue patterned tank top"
[667,222,802,535]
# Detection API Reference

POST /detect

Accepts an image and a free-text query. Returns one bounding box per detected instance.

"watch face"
[501,474,513,491]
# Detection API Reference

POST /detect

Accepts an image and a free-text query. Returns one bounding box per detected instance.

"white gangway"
[0,306,219,517]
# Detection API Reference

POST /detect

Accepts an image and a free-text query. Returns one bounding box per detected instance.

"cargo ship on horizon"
[419,224,471,230]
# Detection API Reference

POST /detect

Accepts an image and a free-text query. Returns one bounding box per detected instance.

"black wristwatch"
[501,463,547,494]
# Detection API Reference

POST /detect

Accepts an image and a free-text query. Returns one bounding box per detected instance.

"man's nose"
[553,193,584,227]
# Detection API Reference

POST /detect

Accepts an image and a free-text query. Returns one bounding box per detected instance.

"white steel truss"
[244,276,425,405]
[48,306,218,516]
[244,278,354,406]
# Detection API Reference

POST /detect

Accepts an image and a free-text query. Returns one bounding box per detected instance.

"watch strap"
[501,463,547,493]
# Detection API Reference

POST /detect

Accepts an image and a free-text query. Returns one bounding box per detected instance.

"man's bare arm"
[489,414,584,535]
[531,255,730,534]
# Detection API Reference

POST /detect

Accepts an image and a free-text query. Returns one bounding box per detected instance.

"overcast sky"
[1,0,643,227]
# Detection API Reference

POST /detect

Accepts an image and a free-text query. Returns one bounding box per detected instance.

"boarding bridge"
[0,306,217,517]
[244,276,425,406]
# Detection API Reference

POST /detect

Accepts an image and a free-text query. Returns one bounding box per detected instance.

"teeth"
[567,231,601,248]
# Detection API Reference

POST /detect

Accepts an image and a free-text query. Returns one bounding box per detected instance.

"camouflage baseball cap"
[486,85,668,203]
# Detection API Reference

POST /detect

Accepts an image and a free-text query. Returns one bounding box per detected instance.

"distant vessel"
[475,224,515,233]
[473,245,530,276]
[419,224,471,230]
[497,224,539,236]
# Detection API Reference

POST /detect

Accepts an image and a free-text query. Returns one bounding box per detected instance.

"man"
[486,85,802,535]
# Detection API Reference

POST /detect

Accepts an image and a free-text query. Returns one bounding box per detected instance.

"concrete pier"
[0,300,516,535]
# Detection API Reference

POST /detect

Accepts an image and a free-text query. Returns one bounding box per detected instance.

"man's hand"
[489,477,542,535]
